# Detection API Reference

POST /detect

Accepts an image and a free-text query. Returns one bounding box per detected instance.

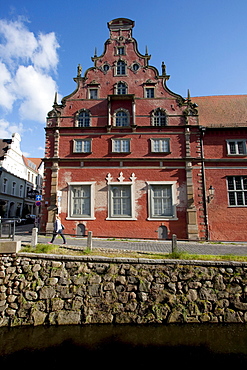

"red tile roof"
[192,95,247,127]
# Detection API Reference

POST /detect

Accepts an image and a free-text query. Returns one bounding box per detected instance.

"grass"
[20,243,247,262]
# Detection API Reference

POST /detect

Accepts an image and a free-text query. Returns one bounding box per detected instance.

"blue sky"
[1,0,247,157]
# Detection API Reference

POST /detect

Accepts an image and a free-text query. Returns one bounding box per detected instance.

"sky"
[1,0,247,157]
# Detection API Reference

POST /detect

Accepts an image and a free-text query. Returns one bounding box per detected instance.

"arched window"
[115,110,129,127]
[152,109,167,126]
[117,82,127,95]
[116,61,126,75]
[76,110,90,127]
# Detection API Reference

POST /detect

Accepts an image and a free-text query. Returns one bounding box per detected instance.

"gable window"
[151,138,170,153]
[73,139,91,153]
[112,138,130,153]
[68,182,95,219]
[117,47,125,55]
[227,176,247,206]
[76,110,90,127]
[145,88,154,98]
[89,89,98,99]
[147,182,177,219]
[117,82,127,95]
[152,109,167,126]
[116,60,126,75]
[226,140,246,155]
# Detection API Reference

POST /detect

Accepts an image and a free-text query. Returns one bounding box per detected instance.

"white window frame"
[73,139,92,153]
[226,140,247,155]
[145,87,154,98]
[112,138,131,153]
[116,60,126,76]
[150,138,170,153]
[147,181,177,220]
[227,176,247,207]
[107,182,136,220]
[88,89,98,99]
[76,110,91,127]
[67,182,96,220]
[116,82,127,95]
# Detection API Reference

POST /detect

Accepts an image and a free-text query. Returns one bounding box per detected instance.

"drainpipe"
[199,126,209,240]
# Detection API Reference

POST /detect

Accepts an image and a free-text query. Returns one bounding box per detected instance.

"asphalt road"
[13,223,247,256]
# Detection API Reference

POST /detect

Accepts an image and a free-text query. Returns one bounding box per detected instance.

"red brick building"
[41,18,247,241]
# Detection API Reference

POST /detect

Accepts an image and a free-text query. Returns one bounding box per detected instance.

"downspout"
[199,126,209,240]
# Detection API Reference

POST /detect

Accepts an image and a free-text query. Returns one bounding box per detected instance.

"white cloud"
[0,17,60,122]
[13,65,58,122]
[0,62,15,110]
[0,118,23,138]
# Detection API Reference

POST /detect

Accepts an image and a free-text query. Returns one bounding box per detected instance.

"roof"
[192,95,247,128]
[22,156,42,172]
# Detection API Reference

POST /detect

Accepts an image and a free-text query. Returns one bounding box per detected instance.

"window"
[77,110,90,127]
[145,88,154,98]
[3,178,8,193]
[115,110,129,126]
[116,60,126,75]
[19,185,23,197]
[151,138,170,153]
[227,176,247,206]
[68,182,95,219]
[147,182,177,219]
[152,109,167,126]
[117,47,125,55]
[73,139,91,153]
[12,182,16,196]
[109,185,131,217]
[227,140,246,155]
[112,139,130,152]
[89,89,98,99]
[117,82,127,95]
[103,64,110,72]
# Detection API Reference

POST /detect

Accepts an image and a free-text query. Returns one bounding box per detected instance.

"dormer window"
[76,110,91,127]
[145,87,154,98]
[116,60,126,75]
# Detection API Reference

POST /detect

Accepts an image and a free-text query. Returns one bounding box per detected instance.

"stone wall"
[1,252,247,326]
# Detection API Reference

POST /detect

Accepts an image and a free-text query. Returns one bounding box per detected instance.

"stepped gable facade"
[41,18,247,241]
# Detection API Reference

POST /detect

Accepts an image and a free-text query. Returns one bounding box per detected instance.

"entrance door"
[158,225,168,239]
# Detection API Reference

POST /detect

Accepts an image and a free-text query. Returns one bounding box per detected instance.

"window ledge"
[147,217,178,221]
[106,217,137,221]
[66,217,96,220]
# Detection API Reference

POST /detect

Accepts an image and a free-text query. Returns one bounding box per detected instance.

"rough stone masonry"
[1,252,247,326]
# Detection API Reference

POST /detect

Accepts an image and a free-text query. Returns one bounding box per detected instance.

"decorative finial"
[187,89,191,102]
[77,64,82,77]
[145,45,149,55]
[94,47,97,57]
[53,92,58,106]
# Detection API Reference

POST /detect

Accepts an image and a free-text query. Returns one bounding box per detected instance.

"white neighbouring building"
[0,133,43,218]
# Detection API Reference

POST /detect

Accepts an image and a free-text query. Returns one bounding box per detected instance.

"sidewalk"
[15,226,247,256]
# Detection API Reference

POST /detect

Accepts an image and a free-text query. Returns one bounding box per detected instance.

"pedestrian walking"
[48,215,66,244]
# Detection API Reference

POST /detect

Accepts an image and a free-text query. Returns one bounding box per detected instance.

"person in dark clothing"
[48,215,66,244]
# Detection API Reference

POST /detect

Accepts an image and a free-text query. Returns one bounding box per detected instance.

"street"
[14,223,247,257]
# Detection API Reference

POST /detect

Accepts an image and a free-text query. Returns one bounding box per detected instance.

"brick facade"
[41,18,247,241]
